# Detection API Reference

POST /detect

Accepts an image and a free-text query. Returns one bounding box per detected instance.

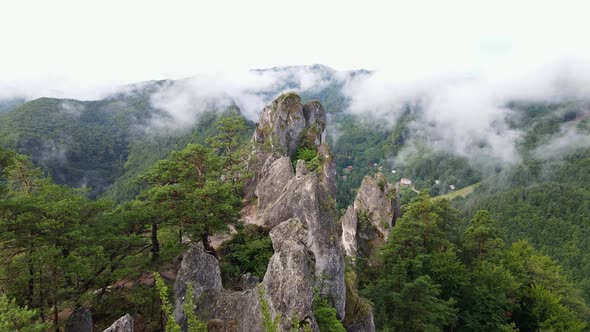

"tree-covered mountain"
[0,98,25,115]
[2,66,590,331]
[0,82,253,201]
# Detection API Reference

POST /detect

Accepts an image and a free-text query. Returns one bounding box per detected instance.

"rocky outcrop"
[341,173,397,258]
[354,173,396,237]
[102,314,133,332]
[255,156,294,211]
[341,206,360,257]
[253,93,307,158]
[248,94,344,318]
[257,165,345,318]
[65,307,92,332]
[194,288,262,332]
[346,312,376,332]
[263,218,316,330]
[302,101,328,148]
[175,94,346,330]
[245,94,329,201]
[173,219,319,331]
[173,242,261,331]
[173,243,223,320]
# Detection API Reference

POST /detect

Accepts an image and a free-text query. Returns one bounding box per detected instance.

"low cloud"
[341,58,590,167]
[147,65,344,131]
[40,139,68,165]
[60,101,86,117]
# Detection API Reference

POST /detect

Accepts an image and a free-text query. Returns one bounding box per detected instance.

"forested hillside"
[0,113,251,330]
[0,84,253,201]
[2,66,590,331]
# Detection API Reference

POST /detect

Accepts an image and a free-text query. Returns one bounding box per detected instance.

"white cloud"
[147,66,343,130]
[1,0,590,167]
[1,0,589,97]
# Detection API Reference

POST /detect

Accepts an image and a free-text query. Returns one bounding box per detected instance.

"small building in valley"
[400,178,412,186]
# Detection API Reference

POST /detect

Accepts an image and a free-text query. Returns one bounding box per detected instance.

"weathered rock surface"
[249,94,344,318]
[254,93,307,158]
[65,307,92,332]
[341,173,398,259]
[238,273,259,290]
[264,218,316,330]
[173,219,320,331]
[255,155,294,211]
[173,242,223,320]
[175,94,348,330]
[195,289,261,332]
[341,206,359,257]
[173,242,260,332]
[258,169,345,318]
[102,314,133,332]
[245,95,329,201]
[346,312,376,332]
[354,173,396,237]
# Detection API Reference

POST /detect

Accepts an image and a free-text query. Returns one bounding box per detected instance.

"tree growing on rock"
[141,143,241,257]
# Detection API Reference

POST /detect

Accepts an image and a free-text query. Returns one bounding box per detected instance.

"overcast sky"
[1,0,589,98]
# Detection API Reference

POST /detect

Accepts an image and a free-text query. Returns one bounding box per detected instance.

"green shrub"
[313,292,346,332]
[294,147,320,171]
[155,272,207,332]
[0,294,50,332]
[258,284,280,332]
[220,223,273,287]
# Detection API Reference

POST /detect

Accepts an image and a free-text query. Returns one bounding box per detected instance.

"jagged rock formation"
[102,314,134,332]
[248,93,343,317]
[173,94,351,331]
[249,94,344,318]
[263,218,317,330]
[173,224,315,331]
[251,93,326,159]
[65,307,93,332]
[346,312,376,332]
[341,173,398,258]
[245,93,327,201]
[173,243,261,331]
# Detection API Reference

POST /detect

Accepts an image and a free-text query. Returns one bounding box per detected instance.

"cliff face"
[102,314,134,332]
[173,94,347,331]
[341,173,398,259]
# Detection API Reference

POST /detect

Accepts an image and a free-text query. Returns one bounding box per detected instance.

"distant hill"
[1,66,589,209]
[0,98,25,115]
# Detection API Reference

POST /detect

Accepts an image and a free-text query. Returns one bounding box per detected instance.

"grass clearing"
[431,182,481,201]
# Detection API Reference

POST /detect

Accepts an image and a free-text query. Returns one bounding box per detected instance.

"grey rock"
[102,314,133,332]
[238,273,259,290]
[173,243,223,321]
[295,159,309,177]
[259,171,345,319]
[341,173,398,260]
[246,94,330,202]
[354,173,395,238]
[173,220,319,332]
[318,143,337,198]
[302,101,328,148]
[341,206,359,257]
[173,243,260,331]
[264,219,316,330]
[255,156,294,211]
[253,93,306,158]
[175,94,346,330]
[195,289,261,332]
[65,307,92,332]
[346,312,376,332]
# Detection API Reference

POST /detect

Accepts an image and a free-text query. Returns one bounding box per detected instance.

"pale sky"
[1,0,589,98]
